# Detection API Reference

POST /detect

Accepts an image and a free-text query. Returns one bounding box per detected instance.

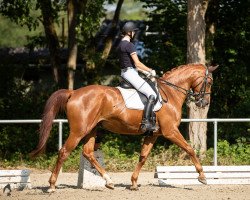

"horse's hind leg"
[48,133,82,192]
[131,135,158,190]
[82,129,114,189]
[163,129,207,184]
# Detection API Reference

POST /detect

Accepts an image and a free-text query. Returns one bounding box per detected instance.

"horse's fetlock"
[103,173,113,184]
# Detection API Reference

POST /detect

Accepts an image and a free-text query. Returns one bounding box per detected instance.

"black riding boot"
[140,95,159,133]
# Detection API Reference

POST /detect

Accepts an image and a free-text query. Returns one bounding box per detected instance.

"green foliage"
[0,64,60,158]
[77,0,106,43]
[0,0,39,31]
[101,133,142,159]
[216,138,250,165]
[140,0,187,71]
[2,137,249,171]
[206,0,250,142]
[0,15,41,47]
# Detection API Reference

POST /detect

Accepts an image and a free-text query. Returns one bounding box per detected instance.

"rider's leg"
[140,95,159,132]
[121,68,159,132]
[121,68,157,99]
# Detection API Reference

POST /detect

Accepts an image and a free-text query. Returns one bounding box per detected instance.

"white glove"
[150,69,156,77]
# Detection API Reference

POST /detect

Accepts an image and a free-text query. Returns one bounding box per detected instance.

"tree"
[38,0,62,87]
[100,0,124,67]
[0,0,64,87]
[0,0,109,89]
[186,0,210,159]
[0,0,63,84]
[67,0,88,89]
[206,0,250,142]
[140,0,187,70]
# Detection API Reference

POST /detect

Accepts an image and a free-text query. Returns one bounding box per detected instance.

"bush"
[216,138,250,165]
[1,137,249,172]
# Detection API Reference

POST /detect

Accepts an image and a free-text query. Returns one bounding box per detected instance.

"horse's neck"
[164,68,192,90]
[160,64,204,105]
[164,64,204,88]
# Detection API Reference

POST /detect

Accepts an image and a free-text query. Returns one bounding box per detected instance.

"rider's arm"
[130,52,152,72]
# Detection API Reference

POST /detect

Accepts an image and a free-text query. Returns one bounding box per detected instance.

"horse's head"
[190,65,218,108]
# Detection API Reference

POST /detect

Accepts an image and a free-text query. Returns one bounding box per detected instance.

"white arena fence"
[0,118,249,166]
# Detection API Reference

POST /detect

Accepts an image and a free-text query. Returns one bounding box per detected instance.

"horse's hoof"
[105,183,114,190]
[130,185,139,191]
[47,188,56,193]
[198,177,207,185]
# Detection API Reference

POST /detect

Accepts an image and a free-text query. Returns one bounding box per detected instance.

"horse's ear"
[208,65,219,73]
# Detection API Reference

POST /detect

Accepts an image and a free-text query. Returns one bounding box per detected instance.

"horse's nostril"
[203,100,209,107]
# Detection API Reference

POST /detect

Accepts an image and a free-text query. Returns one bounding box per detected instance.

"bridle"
[190,68,213,104]
[156,68,213,104]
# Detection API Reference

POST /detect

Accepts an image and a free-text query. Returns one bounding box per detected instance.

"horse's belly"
[101,120,141,135]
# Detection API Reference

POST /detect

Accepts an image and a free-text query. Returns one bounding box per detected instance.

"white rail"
[0,118,249,166]
[0,119,67,150]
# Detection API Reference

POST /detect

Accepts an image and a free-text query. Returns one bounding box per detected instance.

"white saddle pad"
[116,86,162,111]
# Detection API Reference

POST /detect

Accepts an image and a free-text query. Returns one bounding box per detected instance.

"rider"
[117,21,161,133]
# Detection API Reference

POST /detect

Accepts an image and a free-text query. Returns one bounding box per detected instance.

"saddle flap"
[116,87,162,111]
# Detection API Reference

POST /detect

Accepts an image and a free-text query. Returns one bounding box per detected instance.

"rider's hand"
[150,69,156,77]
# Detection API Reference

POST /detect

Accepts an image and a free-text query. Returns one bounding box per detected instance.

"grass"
[1,139,249,172]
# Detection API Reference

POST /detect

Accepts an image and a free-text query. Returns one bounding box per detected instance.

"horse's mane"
[162,64,205,78]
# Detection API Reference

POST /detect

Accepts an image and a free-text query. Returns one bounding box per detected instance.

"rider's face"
[126,31,136,41]
[131,31,135,38]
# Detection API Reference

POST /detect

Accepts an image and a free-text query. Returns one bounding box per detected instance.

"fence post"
[59,121,63,150]
[213,120,218,166]
[58,121,63,173]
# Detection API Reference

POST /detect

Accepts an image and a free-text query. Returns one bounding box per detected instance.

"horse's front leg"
[163,128,207,184]
[130,135,158,190]
[82,130,114,189]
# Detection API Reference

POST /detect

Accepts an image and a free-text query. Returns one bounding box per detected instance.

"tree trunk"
[67,0,78,90]
[187,0,209,159]
[206,0,218,64]
[100,0,124,67]
[39,0,62,87]
[67,0,88,89]
[187,102,209,157]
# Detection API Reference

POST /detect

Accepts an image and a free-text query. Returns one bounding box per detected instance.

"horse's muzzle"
[195,98,209,108]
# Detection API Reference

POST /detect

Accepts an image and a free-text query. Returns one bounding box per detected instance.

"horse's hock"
[0,169,31,192]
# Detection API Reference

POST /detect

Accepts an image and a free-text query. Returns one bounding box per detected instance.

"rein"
[156,78,193,103]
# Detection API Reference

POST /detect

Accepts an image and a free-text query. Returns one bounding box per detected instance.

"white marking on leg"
[103,173,113,185]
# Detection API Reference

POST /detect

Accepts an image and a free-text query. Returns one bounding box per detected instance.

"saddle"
[116,76,162,112]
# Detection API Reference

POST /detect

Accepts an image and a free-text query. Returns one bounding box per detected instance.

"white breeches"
[121,67,161,107]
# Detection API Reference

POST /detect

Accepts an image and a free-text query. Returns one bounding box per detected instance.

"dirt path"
[1,171,250,200]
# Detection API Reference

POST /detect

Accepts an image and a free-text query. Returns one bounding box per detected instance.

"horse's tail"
[30,89,73,157]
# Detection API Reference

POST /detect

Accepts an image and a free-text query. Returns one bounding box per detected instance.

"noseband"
[157,68,212,104]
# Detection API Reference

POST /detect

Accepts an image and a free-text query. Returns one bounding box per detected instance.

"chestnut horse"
[31,64,217,192]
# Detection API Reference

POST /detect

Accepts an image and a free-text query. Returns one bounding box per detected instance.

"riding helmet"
[122,22,139,34]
